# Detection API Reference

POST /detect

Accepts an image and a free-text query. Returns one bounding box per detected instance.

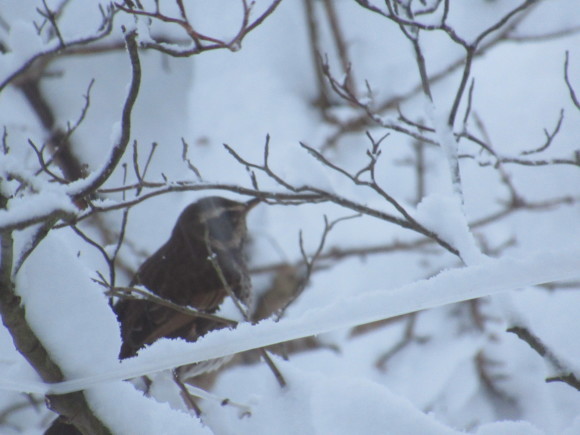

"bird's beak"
[245,197,261,211]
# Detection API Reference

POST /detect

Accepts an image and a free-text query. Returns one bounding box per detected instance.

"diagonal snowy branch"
[2,247,578,396]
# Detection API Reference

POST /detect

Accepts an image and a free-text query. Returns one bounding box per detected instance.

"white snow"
[1,1,580,434]
[3,246,578,398]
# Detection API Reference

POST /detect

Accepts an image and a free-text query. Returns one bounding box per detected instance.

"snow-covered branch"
[2,246,578,396]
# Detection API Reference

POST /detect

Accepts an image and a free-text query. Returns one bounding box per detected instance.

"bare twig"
[459,149,580,168]
[26,139,69,184]
[328,0,541,149]
[117,0,283,57]
[376,313,428,370]
[507,325,580,391]
[1,128,8,154]
[225,136,460,257]
[277,213,360,319]
[73,29,141,199]
[203,227,287,388]
[302,0,332,110]
[104,283,237,326]
[172,370,202,416]
[0,396,44,430]
[39,0,65,48]
[181,138,203,180]
[507,25,580,43]
[0,6,116,92]
[110,208,130,285]
[322,0,356,95]
[466,114,521,204]
[564,51,580,111]
[475,351,515,404]
[521,109,564,155]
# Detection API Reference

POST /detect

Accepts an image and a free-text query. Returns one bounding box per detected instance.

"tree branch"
[0,194,111,434]
[507,325,580,391]
[72,29,141,200]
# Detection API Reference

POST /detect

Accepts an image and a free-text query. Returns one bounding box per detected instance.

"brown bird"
[45,197,259,434]
[114,196,259,359]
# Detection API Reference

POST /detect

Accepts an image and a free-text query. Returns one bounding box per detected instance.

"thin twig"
[564,51,580,110]
[73,29,141,199]
[507,325,580,391]
[520,109,564,155]
[277,213,360,319]
[107,286,238,326]
[203,227,287,387]
[225,137,460,257]
[0,6,116,92]
[181,138,203,180]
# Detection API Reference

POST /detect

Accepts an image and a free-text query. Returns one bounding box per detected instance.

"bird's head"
[175,196,260,249]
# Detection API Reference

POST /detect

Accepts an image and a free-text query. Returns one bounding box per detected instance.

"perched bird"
[45,197,259,433]
[114,196,259,359]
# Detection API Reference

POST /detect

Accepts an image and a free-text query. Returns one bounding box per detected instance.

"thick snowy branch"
[0,195,111,434]
[3,247,577,396]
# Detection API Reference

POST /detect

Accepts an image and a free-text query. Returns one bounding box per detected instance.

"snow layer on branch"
[205,359,463,435]
[85,382,210,435]
[8,246,576,397]
[14,232,210,432]
[415,193,485,265]
[0,191,75,230]
[15,232,121,378]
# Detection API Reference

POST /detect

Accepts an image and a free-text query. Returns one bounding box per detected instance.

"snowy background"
[1,0,580,433]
